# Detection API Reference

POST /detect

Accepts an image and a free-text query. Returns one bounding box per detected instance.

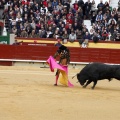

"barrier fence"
[0,44,120,66]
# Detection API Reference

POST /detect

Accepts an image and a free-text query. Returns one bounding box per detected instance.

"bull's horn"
[72,74,77,79]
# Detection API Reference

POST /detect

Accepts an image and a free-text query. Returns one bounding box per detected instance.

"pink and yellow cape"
[47,56,74,87]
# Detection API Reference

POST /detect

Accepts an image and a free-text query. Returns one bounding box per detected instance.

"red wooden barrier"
[0,61,12,66]
[0,44,120,64]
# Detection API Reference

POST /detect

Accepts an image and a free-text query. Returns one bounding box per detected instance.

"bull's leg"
[108,78,113,82]
[83,80,92,88]
[91,80,97,89]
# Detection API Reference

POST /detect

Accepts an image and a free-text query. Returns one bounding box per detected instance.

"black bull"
[75,62,120,89]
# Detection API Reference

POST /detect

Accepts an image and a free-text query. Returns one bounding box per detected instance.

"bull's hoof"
[91,87,94,90]
[83,85,86,88]
[54,84,58,86]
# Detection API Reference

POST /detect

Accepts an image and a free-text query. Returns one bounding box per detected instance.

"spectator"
[47,2,53,13]
[103,1,110,14]
[52,0,58,9]
[96,11,103,22]
[97,0,104,12]
[53,29,60,39]
[46,26,53,38]
[1,0,119,44]
[83,32,91,41]
[102,29,109,40]
[73,22,79,32]
[66,23,73,34]
[69,31,76,43]
[84,0,91,19]
[78,0,84,10]
[92,32,99,43]
[91,12,96,25]
[91,0,96,15]
[20,28,28,38]
[73,0,79,12]
[13,40,23,45]
[76,30,84,44]
[39,27,46,38]
[62,30,69,43]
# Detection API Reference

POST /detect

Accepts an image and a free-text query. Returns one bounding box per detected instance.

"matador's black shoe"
[54,84,58,86]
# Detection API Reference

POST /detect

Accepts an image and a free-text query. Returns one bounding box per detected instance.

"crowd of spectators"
[0,0,120,43]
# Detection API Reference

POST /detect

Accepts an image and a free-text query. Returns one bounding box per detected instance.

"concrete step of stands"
[110,0,119,8]
[83,20,92,32]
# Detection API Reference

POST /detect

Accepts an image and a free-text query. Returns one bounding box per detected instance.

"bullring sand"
[0,66,120,120]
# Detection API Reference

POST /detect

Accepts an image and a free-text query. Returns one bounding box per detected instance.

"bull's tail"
[72,74,77,79]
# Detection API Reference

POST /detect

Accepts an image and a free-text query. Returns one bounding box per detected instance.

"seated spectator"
[81,39,89,48]
[83,32,91,41]
[53,29,60,39]
[68,31,76,43]
[77,7,84,19]
[91,0,97,15]
[66,16,73,25]
[66,23,73,34]
[29,29,38,38]
[0,1,4,10]
[39,27,46,38]
[62,30,69,40]
[78,0,84,10]
[102,29,109,40]
[11,25,17,35]
[96,11,103,22]
[110,29,117,41]
[47,2,53,13]
[97,29,102,40]
[16,12,22,22]
[13,40,23,45]
[54,39,62,47]
[52,0,58,9]
[82,25,89,35]
[115,32,120,41]
[57,2,63,11]
[108,14,117,25]
[92,32,99,43]
[76,30,84,44]
[72,0,79,12]
[20,28,28,38]
[73,22,79,32]
[47,17,55,26]
[66,10,73,20]
[103,1,110,14]
[97,0,104,12]
[91,12,96,25]
[30,19,36,30]
[89,28,94,38]
[46,27,53,38]
[84,0,91,19]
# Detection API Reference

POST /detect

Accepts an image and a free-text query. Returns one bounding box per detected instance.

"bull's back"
[79,63,116,80]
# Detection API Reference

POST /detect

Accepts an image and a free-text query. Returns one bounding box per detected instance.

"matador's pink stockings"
[54,75,59,86]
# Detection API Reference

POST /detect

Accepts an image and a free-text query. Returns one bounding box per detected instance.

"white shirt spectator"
[16,17,22,22]
[69,32,76,42]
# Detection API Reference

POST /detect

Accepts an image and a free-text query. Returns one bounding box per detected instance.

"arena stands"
[0,0,119,43]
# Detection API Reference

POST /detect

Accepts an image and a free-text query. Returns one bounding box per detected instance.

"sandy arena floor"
[0,66,120,120]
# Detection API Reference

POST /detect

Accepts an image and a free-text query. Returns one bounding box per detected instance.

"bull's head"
[77,73,87,86]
